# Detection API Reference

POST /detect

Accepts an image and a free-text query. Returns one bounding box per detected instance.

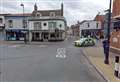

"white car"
[74,38,96,47]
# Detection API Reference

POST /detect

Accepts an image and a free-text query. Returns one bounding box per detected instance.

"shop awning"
[5,29,28,32]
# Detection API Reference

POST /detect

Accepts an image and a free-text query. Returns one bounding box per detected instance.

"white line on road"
[56,48,66,58]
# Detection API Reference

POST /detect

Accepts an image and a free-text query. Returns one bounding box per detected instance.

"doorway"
[42,32,49,41]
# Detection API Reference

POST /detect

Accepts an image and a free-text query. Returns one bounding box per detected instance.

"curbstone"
[82,49,110,82]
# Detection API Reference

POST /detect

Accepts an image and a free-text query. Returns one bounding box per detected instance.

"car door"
[82,39,89,46]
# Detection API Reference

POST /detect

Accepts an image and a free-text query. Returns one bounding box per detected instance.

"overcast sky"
[0,0,110,26]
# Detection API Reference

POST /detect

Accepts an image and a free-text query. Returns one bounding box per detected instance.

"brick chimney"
[61,3,63,16]
[34,3,37,11]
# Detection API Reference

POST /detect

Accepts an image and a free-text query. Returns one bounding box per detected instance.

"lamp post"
[20,3,27,44]
[104,0,112,64]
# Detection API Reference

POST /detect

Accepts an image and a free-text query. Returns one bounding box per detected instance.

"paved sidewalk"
[83,46,120,82]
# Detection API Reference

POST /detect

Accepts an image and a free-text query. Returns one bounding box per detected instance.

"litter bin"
[102,39,109,64]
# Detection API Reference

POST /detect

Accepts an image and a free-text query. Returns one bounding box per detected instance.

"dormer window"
[36,13,41,17]
[50,12,55,17]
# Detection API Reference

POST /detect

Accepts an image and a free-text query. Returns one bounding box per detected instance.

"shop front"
[30,30,65,41]
[5,29,29,41]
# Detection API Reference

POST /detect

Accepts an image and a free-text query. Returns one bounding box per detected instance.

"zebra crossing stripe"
[56,54,66,58]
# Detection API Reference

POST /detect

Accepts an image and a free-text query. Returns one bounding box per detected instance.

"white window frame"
[8,20,13,28]
[36,13,42,17]
[34,22,41,30]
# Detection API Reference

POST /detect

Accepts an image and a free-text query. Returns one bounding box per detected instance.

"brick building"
[110,0,120,54]
[112,0,120,18]
[94,14,104,29]
[94,14,104,38]
[71,21,80,37]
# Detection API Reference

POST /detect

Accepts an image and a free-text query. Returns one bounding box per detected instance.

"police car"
[74,37,96,47]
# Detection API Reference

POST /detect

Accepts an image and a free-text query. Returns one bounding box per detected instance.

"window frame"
[48,22,56,30]
[8,20,13,28]
[34,22,41,30]
[96,22,99,28]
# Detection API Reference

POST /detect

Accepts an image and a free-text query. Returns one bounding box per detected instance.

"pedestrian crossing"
[56,54,66,58]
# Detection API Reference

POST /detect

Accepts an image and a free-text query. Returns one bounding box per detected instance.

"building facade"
[94,14,105,38]
[110,0,120,53]
[28,4,67,41]
[1,3,66,42]
[79,20,101,38]
[0,15,5,40]
[112,0,120,29]
[71,21,80,37]
[94,14,104,29]
[4,14,31,41]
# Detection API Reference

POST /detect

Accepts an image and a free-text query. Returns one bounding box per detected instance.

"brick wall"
[112,0,120,17]
[110,30,120,49]
[94,15,104,29]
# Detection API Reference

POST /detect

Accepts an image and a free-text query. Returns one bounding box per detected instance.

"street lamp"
[104,0,112,64]
[20,3,27,44]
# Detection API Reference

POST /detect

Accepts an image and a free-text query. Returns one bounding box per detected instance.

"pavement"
[83,42,120,82]
[0,38,106,82]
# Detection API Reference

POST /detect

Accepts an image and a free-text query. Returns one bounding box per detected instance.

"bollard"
[114,56,119,77]
[118,64,120,79]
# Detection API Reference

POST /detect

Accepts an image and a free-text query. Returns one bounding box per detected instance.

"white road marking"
[38,45,46,48]
[9,45,21,48]
[56,48,66,58]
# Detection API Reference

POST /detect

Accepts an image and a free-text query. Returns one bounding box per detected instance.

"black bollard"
[114,56,119,77]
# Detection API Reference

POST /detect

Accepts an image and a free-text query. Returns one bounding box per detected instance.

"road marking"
[37,45,46,48]
[9,45,21,48]
[56,48,66,58]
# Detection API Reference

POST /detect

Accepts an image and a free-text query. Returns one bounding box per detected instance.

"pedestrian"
[102,39,109,64]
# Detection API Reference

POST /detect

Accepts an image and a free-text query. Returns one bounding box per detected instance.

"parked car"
[74,37,96,47]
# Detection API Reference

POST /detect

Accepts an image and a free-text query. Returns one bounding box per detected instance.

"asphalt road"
[0,38,106,82]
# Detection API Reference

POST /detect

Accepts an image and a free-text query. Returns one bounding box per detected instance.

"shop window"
[35,32,39,38]
[8,20,13,28]
[50,33,55,37]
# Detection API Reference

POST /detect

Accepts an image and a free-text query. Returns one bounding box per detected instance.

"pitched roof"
[0,13,31,16]
[32,9,62,16]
